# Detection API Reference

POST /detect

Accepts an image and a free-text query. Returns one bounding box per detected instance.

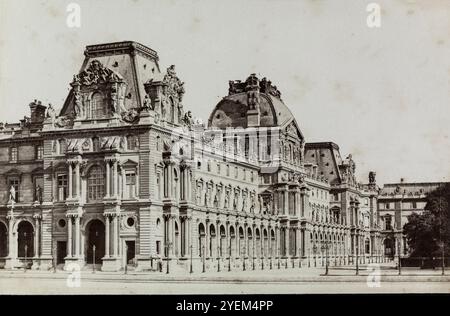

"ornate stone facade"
[0,41,385,272]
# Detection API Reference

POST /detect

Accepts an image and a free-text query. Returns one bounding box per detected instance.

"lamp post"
[242,245,246,271]
[321,242,329,276]
[313,244,318,267]
[189,245,193,274]
[299,248,302,268]
[124,243,128,275]
[217,246,220,272]
[92,245,96,274]
[355,237,359,276]
[397,238,401,275]
[228,245,231,272]
[53,244,57,273]
[166,242,172,274]
[202,244,206,273]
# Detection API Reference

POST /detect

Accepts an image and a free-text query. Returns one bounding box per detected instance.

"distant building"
[377,180,447,257]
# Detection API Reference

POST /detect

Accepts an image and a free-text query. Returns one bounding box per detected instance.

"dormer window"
[88,92,107,119]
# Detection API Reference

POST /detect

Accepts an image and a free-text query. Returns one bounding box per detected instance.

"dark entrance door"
[126,241,135,265]
[86,220,105,263]
[17,221,34,258]
[57,241,67,264]
[0,222,7,257]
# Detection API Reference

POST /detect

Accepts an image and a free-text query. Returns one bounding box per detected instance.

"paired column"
[33,215,41,257]
[105,215,110,258]
[66,215,73,257]
[68,163,73,199]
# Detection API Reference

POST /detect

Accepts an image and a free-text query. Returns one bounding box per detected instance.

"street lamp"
[217,246,220,272]
[189,245,193,274]
[321,242,329,276]
[313,244,318,267]
[397,238,401,275]
[124,243,128,275]
[299,248,302,268]
[242,245,246,271]
[24,231,27,272]
[355,238,359,275]
[228,245,231,272]
[93,245,96,274]
[202,244,206,273]
[165,242,172,274]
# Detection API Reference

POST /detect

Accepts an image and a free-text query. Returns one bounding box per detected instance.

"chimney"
[29,100,47,124]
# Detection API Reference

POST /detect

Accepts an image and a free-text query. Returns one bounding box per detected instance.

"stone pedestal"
[101,257,122,272]
[4,257,20,270]
[64,256,85,271]
[37,256,54,271]
[135,255,156,272]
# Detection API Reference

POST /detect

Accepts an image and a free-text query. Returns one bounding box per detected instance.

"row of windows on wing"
[6,165,138,203]
[56,165,137,202]
[52,135,139,155]
[196,160,256,183]
[310,232,373,255]
[194,180,261,213]
[8,145,43,162]
[205,135,302,166]
[380,201,418,210]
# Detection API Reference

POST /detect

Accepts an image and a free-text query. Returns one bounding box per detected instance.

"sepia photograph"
[0,0,449,302]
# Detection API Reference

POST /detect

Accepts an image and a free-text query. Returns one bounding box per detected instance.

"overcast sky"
[0,0,448,185]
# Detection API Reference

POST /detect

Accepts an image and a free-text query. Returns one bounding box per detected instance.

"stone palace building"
[0,41,397,272]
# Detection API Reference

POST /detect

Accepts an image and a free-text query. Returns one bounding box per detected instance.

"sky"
[0,0,448,185]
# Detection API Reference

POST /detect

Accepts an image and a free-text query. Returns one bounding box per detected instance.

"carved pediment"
[73,60,123,86]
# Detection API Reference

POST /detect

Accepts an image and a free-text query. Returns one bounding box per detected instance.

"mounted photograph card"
[0,0,449,301]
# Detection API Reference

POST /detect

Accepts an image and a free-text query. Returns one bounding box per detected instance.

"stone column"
[75,215,81,257]
[105,215,110,258]
[300,188,306,218]
[105,160,110,197]
[67,216,72,257]
[284,186,289,215]
[68,163,73,199]
[113,160,118,198]
[34,215,40,257]
[7,214,15,258]
[113,215,118,257]
[75,162,80,198]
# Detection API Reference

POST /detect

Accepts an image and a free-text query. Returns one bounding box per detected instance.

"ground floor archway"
[85,219,105,264]
[0,222,7,257]
[17,221,34,258]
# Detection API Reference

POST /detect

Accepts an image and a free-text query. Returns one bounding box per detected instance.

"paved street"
[0,263,449,294]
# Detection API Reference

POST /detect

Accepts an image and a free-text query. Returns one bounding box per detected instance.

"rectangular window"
[9,147,18,162]
[412,201,417,209]
[57,174,68,201]
[385,217,392,230]
[36,145,43,160]
[8,178,20,202]
[126,172,136,199]
[156,241,161,255]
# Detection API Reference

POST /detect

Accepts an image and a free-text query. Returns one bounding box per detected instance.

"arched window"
[87,166,105,201]
[90,93,107,119]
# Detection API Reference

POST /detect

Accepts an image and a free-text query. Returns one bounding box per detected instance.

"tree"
[403,183,450,258]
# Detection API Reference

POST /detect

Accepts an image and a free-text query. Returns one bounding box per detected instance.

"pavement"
[1,262,450,283]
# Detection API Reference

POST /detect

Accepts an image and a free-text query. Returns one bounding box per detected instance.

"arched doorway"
[198,223,205,257]
[17,221,34,258]
[86,220,105,264]
[384,238,395,258]
[0,222,8,257]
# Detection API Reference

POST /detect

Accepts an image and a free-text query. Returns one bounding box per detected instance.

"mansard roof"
[60,41,161,117]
